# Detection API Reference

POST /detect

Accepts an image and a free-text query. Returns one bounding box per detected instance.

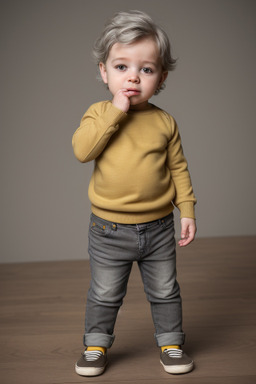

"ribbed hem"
[91,205,174,224]
[177,202,196,219]
[99,103,127,128]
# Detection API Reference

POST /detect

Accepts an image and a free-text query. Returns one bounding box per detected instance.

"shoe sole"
[75,363,107,377]
[160,360,194,374]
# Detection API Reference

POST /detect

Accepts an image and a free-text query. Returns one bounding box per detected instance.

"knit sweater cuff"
[177,202,196,220]
[103,104,127,127]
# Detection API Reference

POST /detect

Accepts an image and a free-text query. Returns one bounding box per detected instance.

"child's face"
[99,37,168,110]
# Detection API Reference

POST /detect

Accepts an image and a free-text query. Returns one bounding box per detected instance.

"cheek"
[107,79,121,95]
[145,78,160,92]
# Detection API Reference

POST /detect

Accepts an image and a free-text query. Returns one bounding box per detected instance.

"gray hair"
[93,10,176,74]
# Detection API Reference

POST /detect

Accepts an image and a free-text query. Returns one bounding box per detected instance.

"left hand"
[178,218,197,247]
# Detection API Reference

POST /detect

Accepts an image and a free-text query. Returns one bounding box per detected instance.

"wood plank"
[0,237,256,383]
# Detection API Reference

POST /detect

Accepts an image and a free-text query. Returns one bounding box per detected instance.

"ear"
[158,71,168,88]
[99,62,108,84]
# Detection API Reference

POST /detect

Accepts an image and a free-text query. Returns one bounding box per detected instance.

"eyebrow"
[111,58,158,67]
[111,58,130,64]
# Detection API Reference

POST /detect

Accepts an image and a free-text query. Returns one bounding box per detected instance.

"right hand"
[112,89,132,112]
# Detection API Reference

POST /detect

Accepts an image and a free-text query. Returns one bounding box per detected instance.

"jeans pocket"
[89,216,112,238]
[90,223,110,237]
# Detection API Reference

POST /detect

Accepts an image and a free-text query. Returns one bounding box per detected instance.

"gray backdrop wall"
[1,0,256,263]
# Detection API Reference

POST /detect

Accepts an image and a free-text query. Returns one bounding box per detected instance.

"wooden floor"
[0,237,256,384]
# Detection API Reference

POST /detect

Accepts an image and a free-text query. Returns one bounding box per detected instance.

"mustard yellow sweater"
[72,101,196,223]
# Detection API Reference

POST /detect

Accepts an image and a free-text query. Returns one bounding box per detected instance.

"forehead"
[108,37,161,63]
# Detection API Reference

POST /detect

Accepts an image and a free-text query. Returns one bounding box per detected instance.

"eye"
[142,67,153,74]
[115,65,127,71]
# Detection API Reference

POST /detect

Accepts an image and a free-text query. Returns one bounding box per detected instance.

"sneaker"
[75,350,108,376]
[160,348,194,374]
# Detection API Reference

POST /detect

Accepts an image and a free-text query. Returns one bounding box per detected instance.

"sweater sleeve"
[72,102,127,163]
[166,116,197,219]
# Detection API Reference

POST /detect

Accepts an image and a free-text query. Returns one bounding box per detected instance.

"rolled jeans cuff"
[155,332,185,347]
[84,333,115,349]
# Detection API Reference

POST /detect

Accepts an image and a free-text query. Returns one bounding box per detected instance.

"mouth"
[127,88,141,95]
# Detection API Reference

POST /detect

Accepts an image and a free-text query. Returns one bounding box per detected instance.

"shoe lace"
[83,350,103,361]
[164,348,183,359]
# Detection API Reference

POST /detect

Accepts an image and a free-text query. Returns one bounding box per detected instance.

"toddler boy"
[72,10,197,376]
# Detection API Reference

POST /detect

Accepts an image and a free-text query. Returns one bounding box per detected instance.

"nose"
[128,77,140,84]
[128,72,140,84]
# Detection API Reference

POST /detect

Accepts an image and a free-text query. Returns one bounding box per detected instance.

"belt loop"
[160,218,166,228]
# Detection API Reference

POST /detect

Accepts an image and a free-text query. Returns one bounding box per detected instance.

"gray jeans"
[84,212,185,349]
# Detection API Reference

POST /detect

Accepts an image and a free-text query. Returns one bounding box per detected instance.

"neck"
[129,101,151,111]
